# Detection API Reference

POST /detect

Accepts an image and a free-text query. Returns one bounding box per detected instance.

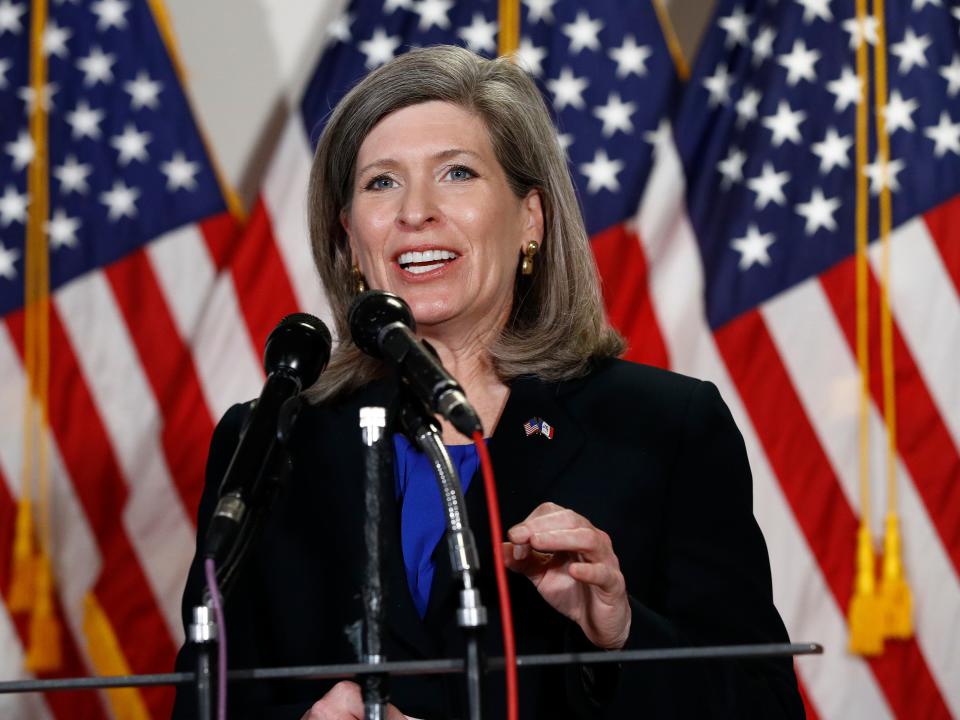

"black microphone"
[203,313,332,562]
[348,290,482,437]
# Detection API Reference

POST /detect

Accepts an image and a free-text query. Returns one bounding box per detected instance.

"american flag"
[0,1,242,718]
[669,1,960,717]
[524,417,541,436]
[1,1,956,720]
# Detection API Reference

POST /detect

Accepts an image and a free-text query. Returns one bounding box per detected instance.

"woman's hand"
[301,681,410,720]
[503,502,632,650]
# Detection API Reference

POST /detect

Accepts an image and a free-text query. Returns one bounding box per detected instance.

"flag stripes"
[714,309,952,720]
[591,224,670,369]
[820,259,960,578]
[104,249,216,518]
[228,197,302,358]
[55,275,194,641]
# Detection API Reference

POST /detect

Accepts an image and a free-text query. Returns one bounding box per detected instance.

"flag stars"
[412,0,453,31]
[161,151,201,191]
[18,83,57,113]
[703,63,733,107]
[383,0,412,12]
[327,12,353,42]
[457,14,497,55]
[45,208,80,249]
[883,90,918,134]
[43,19,72,58]
[890,28,930,74]
[111,124,151,165]
[556,132,573,155]
[562,11,603,54]
[358,28,401,69]
[66,100,104,140]
[811,127,852,174]
[0,185,28,226]
[513,37,547,77]
[796,188,840,235]
[0,241,20,280]
[0,0,26,35]
[752,26,776,65]
[912,0,941,8]
[523,0,556,24]
[594,92,636,137]
[762,100,806,147]
[54,155,92,194]
[90,0,129,30]
[864,156,905,194]
[747,162,790,209]
[796,0,833,23]
[642,119,672,160]
[924,111,960,157]
[735,87,761,128]
[718,5,752,48]
[842,15,878,50]
[579,149,624,194]
[939,55,960,96]
[0,58,10,88]
[547,67,589,111]
[5,130,34,171]
[100,180,139,220]
[608,35,651,78]
[125,71,162,110]
[778,39,820,86]
[826,67,862,112]
[717,147,747,189]
[77,46,115,86]
[731,224,775,270]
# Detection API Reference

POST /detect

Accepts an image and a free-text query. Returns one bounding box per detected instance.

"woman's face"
[343,101,543,338]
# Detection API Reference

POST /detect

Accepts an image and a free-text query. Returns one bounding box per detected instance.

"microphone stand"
[360,407,389,720]
[398,395,486,720]
[188,396,302,720]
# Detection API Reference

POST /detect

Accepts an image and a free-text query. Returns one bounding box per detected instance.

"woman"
[174,45,804,719]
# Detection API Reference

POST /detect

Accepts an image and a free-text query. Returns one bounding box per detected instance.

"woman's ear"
[521,189,545,251]
[340,209,356,261]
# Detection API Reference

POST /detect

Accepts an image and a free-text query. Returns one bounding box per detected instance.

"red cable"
[473,430,519,720]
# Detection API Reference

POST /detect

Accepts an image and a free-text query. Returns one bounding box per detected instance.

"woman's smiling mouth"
[397,248,460,274]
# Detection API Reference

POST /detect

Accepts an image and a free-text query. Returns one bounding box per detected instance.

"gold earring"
[352,264,367,293]
[521,241,539,276]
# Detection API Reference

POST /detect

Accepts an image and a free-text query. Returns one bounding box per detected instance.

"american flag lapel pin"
[540,420,554,440]
[524,417,541,436]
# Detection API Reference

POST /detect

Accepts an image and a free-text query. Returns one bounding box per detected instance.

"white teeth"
[398,249,458,266]
[406,262,444,274]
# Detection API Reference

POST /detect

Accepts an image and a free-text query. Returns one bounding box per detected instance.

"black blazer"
[173,358,804,719]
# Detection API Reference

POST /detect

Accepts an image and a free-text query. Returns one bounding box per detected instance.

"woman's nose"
[396,180,438,229]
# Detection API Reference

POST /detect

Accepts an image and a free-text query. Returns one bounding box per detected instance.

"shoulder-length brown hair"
[306,44,622,401]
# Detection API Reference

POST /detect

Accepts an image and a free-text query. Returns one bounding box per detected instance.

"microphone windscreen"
[263,313,332,387]
[348,290,415,358]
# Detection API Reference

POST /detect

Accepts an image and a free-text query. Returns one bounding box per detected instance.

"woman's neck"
[417,324,509,445]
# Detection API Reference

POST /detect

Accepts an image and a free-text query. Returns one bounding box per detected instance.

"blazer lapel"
[423,374,586,621]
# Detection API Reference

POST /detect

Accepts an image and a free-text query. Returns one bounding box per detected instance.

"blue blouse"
[392,433,480,618]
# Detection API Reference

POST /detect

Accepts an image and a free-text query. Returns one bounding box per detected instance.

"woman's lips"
[395,248,460,276]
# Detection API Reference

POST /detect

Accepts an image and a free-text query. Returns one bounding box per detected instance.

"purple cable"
[203,558,227,720]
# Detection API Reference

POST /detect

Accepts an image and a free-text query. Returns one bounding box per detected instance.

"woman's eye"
[445,165,475,181]
[365,175,397,190]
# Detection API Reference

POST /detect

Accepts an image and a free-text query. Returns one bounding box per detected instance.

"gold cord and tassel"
[6,0,63,674]
[847,0,912,656]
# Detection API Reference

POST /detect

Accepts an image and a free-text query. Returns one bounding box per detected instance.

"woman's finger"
[568,560,624,595]
[502,541,557,577]
[508,505,591,543]
[527,527,615,561]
